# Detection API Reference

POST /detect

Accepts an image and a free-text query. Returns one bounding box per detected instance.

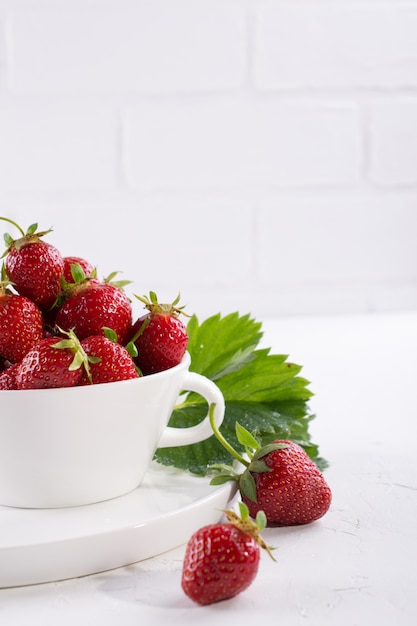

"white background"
[0,0,416,321]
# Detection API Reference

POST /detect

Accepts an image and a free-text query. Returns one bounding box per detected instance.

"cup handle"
[157,372,225,448]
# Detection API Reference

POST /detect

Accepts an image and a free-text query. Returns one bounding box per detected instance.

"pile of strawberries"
[0,218,189,390]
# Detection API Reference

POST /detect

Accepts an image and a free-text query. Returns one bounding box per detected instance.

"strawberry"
[181,502,274,605]
[55,278,132,344]
[208,409,332,526]
[1,218,64,311]
[79,334,139,385]
[15,334,89,389]
[129,292,188,375]
[62,256,95,284]
[0,283,44,363]
[0,362,20,390]
[240,440,332,526]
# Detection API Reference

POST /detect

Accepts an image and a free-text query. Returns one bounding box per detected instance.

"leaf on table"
[154,312,328,475]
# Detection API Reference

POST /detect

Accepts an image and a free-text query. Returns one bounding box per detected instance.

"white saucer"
[0,461,236,588]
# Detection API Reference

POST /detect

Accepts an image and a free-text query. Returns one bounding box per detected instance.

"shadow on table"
[97,566,195,609]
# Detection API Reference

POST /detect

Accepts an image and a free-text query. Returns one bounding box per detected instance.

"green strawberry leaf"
[255,510,267,532]
[235,422,260,452]
[26,223,38,236]
[239,469,258,503]
[154,312,327,475]
[102,327,118,343]
[248,460,272,474]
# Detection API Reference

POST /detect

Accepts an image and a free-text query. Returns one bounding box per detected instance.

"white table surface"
[1,311,416,625]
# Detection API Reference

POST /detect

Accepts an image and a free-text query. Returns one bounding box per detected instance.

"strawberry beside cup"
[181,502,274,605]
[208,405,332,527]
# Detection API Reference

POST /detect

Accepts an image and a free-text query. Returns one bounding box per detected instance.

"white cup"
[0,352,224,509]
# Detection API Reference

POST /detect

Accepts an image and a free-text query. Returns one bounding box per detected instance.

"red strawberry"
[62,256,95,284]
[129,292,188,375]
[0,362,20,390]
[79,334,139,385]
[209,411,332,526]
[0,286,44,363]
[55,278,132,344]
[16,335,87,389]
[181,503,274,605]
[1,218,64,311]
[241,440,332,526]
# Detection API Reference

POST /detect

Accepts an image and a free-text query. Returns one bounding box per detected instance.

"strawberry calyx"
[103,271,132,291]
[52,327,101,384]
[55,269,131,313]
[223,501,276,561]
[54,263,101,310]
[128,291,189,348]
[102,326,140,371]
[0,282,15,298]
[0,263,15,296]
[134,291,190,318]
[55,264,98,308]
[207,403,287,505]
[0,217,53,256]
[61,262,97,290]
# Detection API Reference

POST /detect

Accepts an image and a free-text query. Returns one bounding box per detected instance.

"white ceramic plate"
[0,461,237,588]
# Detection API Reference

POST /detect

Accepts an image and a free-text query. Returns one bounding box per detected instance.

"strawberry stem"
[0,216,25,237]
[222,502,277,561]
[208,403,249,468]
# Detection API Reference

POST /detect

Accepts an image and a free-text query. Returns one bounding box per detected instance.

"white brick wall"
[259,193,417,285]
[0,0,416,321]
[124,99,363,191]
[370,99,417,185]
[0,104,118,191]
[9,3,247,94]
[253,3,417,90]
